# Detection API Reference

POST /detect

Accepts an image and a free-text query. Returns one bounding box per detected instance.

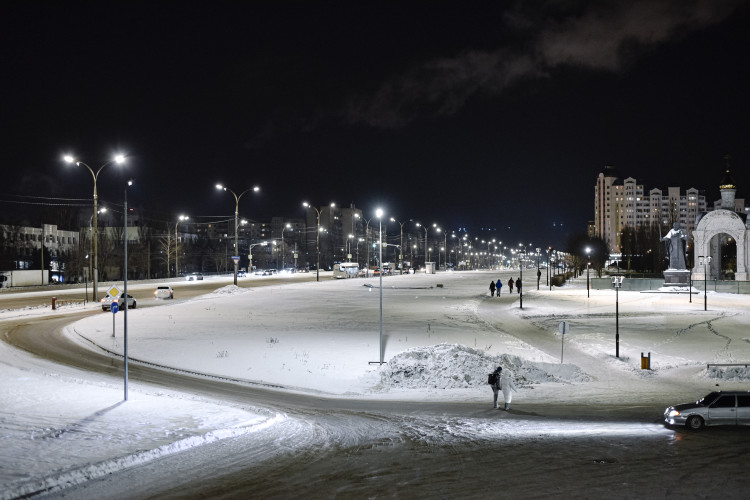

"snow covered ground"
[2,271,750,498]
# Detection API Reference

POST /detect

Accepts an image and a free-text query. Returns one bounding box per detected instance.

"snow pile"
[208,285,249,296]
[705,365,750,381]
[375,343,591,391]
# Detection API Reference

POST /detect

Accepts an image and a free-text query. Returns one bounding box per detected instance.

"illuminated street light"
[698,255,712,311]
[611,275,624,358]
[281,223,292,269]
[217,184,260,285]
[123,178,133,401]
[303,202,335,281]
[390,217,407,274]
[64,153,126,301]
[174,215,189,278]
[585,246,592,298]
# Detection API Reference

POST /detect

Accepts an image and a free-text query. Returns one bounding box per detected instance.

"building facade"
[594,166,708,252]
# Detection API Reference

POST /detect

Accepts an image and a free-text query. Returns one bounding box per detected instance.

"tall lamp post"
[536,247,541,290]
[303,202,335,281]
[611,275,623,358]
[174,215,189,278]
[281,223,291,269]
[370,208,385,365]
[123,179,134,401]
[88,208,106,301]
[64,154,126,301]
[217,184,260,285]
[585,246,592,298]
[699,255,712,311]
[390,217,406,274]
[519,249,525,309]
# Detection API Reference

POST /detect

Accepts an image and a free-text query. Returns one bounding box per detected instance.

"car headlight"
[667,409,680,418]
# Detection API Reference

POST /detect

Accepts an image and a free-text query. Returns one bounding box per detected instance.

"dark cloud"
[344,0,741,128]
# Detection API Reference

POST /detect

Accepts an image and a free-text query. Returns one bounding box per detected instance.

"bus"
[333,262,360,279]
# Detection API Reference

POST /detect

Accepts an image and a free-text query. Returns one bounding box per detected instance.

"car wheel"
[102,307,107,311]
[132,301,137,309]
[686,415,704,430]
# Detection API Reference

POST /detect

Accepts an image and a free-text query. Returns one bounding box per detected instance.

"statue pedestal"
[663,269,691,286]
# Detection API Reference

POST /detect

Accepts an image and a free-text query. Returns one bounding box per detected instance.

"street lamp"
[123,179,133,401]
[369,208,385,365]
[611,275,624,358]
[698,255,712,311]
[518,248,525,309]
[174,215,189,278]
[87,208,106,301]
[281,223,292,269]
[249,242,267,272]
[585,246,592,298]
[216,183,260,285]
[390,217,406,274]
[64,154,126,301]
[536,247,541,290]
[303,202,335,281]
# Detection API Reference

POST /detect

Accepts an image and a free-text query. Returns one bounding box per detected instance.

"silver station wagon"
[664,391,750,430]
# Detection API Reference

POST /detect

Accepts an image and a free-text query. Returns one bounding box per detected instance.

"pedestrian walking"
[516,277,522,294]
[508,277,514,293]
[496,279,502,296]
[489,366,503,408]
[489,281,496,296]
[500,368,518,410]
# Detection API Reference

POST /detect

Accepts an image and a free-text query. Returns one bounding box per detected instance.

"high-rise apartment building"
[594,166,707,252]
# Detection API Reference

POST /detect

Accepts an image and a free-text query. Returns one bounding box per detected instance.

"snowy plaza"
[3,271,750,498]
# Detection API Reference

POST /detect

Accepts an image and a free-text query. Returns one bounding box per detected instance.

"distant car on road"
[664,391,750,430]
[237,270,247,277]
[154,285,174,299]
[101,293,136,311]
[185,272,204,281]
[262,269,277,276]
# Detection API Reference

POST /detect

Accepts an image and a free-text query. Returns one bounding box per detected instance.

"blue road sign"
[111,301,119,314]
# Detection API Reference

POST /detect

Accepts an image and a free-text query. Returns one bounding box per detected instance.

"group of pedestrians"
[489,277,522,296]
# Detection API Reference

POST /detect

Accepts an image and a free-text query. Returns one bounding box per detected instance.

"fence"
[590,277,750,294]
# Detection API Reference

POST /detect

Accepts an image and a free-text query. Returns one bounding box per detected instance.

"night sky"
[3,1,749,249]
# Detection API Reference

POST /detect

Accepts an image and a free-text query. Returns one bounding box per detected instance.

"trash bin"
[641,352,651,370]
[52,297,57,310]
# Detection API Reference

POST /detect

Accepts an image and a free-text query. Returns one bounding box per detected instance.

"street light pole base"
[368,361,386,365]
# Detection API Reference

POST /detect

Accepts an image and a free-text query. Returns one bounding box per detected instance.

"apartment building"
[594,166,707,252]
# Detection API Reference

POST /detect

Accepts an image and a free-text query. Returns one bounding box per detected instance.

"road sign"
[232,256,240,263]
[111,301,119,314]
[108,285,121,297]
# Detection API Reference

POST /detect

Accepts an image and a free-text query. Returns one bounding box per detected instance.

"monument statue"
[661,222,688,270]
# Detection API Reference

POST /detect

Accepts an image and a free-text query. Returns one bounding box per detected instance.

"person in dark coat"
[489,281,496,296]
[507,277,514,293]
[490,366,503,408]
[516,277,522,294]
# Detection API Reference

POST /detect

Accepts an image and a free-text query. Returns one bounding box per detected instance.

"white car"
[154,285,174,299]
[664,391,750,430]
[101,293,136,311]
[185,272,204,281]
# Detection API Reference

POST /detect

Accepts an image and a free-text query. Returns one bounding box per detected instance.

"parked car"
[664,391,750,430]
[254,269,265,276]
[101,293,136,311]
[262,269,277,276]
[154,285,174,299]
[185,272,204,281]
[237,270,247,277]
